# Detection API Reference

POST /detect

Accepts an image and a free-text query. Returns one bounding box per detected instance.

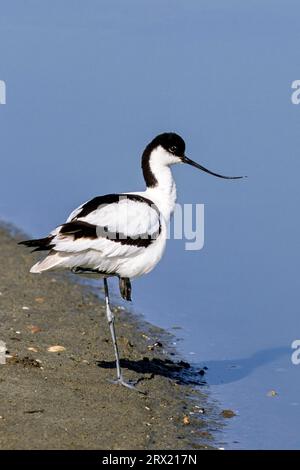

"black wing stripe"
[60,220,160,247]
[60,221,98,240]
[73,193,160,220]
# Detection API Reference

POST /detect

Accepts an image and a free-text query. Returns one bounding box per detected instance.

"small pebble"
[183,415,190,425]
[221,409,236,419]
[27,325,42,334]
[147,342,163,351]
[194,406,205,414]
[22,306,30,311]
[267,390,278,397]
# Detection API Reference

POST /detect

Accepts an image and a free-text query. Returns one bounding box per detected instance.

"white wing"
[51,194,161,258]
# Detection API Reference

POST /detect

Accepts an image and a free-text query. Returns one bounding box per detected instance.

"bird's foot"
[108,376,145,394]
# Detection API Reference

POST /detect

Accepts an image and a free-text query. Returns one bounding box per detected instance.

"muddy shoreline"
[0,225,217,449]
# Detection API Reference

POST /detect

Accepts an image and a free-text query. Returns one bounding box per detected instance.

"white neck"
[144,149,177,222]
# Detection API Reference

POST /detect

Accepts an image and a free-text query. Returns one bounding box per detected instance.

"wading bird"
[19,133,243,391]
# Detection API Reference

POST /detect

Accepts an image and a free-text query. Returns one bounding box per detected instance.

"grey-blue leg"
[103,278,140,391]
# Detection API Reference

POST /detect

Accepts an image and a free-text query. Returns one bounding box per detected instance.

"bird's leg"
[103,278,140,392]
[119,277,132,301]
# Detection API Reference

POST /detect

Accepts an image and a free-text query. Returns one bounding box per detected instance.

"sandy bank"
[0,226,215,449]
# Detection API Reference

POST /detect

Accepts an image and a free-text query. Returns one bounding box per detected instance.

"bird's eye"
[169,145,177,154]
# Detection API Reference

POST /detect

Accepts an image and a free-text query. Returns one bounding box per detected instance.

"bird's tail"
[18,236,54,252]
[29,252,66,273]
[19,236,67,273]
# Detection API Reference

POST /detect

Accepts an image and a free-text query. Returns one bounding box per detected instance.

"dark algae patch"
[0,225,219,449]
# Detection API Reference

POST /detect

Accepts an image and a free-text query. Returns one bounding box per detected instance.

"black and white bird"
[19,132,243,391]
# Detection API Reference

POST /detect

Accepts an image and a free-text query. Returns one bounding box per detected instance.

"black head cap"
[147,132,185,158]
[142,133,185,188]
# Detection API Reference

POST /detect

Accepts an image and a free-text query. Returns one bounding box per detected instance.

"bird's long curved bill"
[184,156,244,180]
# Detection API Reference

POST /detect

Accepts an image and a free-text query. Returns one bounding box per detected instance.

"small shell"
[47,345,66,353]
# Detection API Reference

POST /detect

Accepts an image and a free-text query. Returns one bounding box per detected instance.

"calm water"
[1,1,300,449]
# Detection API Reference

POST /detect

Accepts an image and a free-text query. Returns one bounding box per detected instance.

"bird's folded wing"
[50,194,161,258]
